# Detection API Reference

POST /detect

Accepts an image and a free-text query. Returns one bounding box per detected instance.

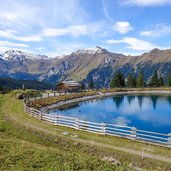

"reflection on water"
[127,96,135,105]
[112,96,124,109]
[150,96,158,109]
[167,96,171,105]
[137,96,144,109]
[113,95,167,110]
[49,94,171,134]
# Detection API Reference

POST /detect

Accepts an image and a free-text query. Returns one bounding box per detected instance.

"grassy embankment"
[29,87,171,109]
[0,89,171,170]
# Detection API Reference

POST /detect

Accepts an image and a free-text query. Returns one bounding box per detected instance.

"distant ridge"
[0,47,171,87]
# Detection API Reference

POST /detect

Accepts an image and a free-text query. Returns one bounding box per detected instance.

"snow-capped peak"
[1,50,48,60]
[72,46,107,55]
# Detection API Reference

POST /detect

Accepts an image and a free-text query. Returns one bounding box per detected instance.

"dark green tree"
[113,96,124,109]
[88,80,94,89]
[158,74,164,86]
[110,71,125,88]
[148,70,159,87]
[136,70,145,87]
[168,73,171,86]
[0,85,3,91]
[127,73,136,87]
[81,83,86,90]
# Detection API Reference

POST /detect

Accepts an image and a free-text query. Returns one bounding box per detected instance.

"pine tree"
[127,73,136,87]
[132,76,137,87]
[0,85,3,91]
[81,83,86,90]
[137,70,145,87]
[168,73,171,86]
[149,70,159,87]
[110,71,125,88]
[158,74,164,86]
[88,80,94,89]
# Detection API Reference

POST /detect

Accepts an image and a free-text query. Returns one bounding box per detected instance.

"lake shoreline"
[42,90,171,113]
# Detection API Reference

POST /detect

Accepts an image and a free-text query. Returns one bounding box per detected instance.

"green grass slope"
[0,92,171,170]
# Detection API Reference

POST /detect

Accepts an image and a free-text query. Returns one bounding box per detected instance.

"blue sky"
[0,0,171,57]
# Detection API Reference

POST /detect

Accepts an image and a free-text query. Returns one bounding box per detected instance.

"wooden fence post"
[24,105,27,113]
[75,118,79,130]
[167,133,171,148]
[48,93,49,98]
[31,108,34,117]
[55,114,58,126]
[24,96,26,104]
[101,123,106,135]
[39,112,42,120]
[130,127,137,140]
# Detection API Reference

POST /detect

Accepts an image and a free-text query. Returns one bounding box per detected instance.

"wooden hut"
[56,81,81,92]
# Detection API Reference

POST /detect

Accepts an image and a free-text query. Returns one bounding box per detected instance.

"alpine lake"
[48,94,171,134]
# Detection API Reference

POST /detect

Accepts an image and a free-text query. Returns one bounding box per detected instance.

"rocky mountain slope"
[0,50,59,80]
[0,47,171,87]
[39,47,125,84]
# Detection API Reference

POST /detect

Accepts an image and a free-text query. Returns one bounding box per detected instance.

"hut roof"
[57,81,81,87]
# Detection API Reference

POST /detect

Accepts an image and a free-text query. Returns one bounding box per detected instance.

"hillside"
[0,50,59,80]
[0,92,171,170]
[0,47,171,87]
[0,77,54,90]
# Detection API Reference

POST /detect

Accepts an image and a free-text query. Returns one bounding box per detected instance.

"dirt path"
[6,110,171,164]
[75,139,171,163]
[3,96,171,164]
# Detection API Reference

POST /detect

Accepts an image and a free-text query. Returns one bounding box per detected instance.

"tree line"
[0,77,54,93]
[110,70,171,88]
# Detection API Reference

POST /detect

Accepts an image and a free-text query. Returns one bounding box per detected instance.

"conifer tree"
[149,70,159,87]
[0,85,3,91]
[88,80,94,89]
[168,73,171,86]
[127,73,136,87]
[137,70,145,87]
[158,74,164,86]
[110,71,125,88]
[81,83,86,90]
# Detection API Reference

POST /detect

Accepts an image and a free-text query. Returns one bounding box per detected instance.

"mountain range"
[0,46,171,87]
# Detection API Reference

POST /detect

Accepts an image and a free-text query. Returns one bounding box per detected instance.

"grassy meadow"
[0,90,171,170]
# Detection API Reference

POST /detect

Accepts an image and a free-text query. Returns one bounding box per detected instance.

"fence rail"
[24,91,83,104]
[24,105,171,148]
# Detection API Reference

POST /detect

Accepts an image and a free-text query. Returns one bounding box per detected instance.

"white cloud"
[37,47,46,51]
[0,29,16,38]
[121,0,171,7]
[0,40,29,53]
[41,21,105,38]
[0,1,41,29]
[41,25,89,37]
[113,116,130,126]
[0,0,87,29]
[107,37,155,50]
[45,42,85,57]
[13,35,43,42]
[113,21,133,34]
[0,40,29,48]
[101,0,113,21]
[0,29,43,42]
[140,24,171,37]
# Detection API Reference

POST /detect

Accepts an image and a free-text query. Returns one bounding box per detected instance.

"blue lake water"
[49,94,171,134]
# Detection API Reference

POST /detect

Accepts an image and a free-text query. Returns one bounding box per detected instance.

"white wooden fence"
[24,91,82,104]
[24,105,171,148]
